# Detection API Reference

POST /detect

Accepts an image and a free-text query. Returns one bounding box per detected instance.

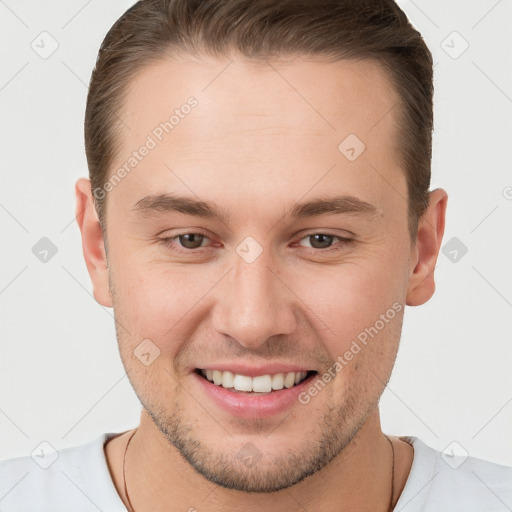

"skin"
[76,54,447,511]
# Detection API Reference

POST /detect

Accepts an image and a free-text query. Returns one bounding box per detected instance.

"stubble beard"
[136,382,379,493]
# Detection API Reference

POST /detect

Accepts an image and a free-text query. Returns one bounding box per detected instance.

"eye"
[163,233,210,250]
[298,233,351,250]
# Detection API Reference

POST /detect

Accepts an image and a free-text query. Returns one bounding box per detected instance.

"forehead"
[108,55,404,223]
[119,54,399,143]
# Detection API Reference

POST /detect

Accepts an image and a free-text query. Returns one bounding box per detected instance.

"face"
[83,55,429,492]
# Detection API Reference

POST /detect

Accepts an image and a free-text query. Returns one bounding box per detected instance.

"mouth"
[194,368,318,395]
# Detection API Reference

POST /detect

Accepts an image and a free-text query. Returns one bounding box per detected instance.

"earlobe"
[406,189,448,306]
[75,178,113,308]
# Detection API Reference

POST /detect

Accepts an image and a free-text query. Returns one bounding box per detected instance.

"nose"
[211,248,297,350]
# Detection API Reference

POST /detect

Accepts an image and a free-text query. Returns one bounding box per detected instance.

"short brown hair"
[85,0,433,235]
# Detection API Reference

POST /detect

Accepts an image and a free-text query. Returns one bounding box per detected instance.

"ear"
[406,188,448,306]
[75,178,113,307]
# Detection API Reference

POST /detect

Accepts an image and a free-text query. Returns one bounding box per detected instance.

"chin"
[143,396,364,493]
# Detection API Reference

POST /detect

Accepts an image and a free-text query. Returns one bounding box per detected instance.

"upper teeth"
[201,369,309,392]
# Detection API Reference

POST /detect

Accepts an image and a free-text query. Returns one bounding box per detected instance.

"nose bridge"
[212,246,296,348]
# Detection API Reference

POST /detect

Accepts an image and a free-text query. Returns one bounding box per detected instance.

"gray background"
[1,0,511,468]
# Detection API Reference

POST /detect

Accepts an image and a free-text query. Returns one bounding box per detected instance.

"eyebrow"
[290,195,377,218]
[133,194,231,224]
[132,193,377,222]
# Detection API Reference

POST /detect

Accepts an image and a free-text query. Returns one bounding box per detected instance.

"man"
[1,0,511,510]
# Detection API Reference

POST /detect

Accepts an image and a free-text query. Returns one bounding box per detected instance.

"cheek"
[109,252,224,352]
[290,252,408,359]
[302,273,405,410]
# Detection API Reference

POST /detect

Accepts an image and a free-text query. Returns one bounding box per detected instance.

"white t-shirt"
[1,433,511,511]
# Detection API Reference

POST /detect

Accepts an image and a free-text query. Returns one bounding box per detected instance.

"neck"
[112,408,410,512]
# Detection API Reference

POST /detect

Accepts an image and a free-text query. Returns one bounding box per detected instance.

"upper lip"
[193,363,315,378]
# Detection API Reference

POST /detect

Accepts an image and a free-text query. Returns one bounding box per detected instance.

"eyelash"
[296,233,354,250]
[159,231,354,253]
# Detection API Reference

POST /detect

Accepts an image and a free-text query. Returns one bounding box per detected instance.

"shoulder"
[0,432,128,512]
[396,436,512,512]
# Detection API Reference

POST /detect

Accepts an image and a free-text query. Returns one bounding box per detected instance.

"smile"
[196,368,316,394]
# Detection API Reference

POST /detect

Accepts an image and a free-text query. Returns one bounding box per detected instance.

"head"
[76,0,447,493]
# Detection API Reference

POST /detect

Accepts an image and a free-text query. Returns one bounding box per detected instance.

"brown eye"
[177,233,206,249]
[301,234,336,249]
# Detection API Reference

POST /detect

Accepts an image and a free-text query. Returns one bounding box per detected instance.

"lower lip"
[192,371,317,419]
